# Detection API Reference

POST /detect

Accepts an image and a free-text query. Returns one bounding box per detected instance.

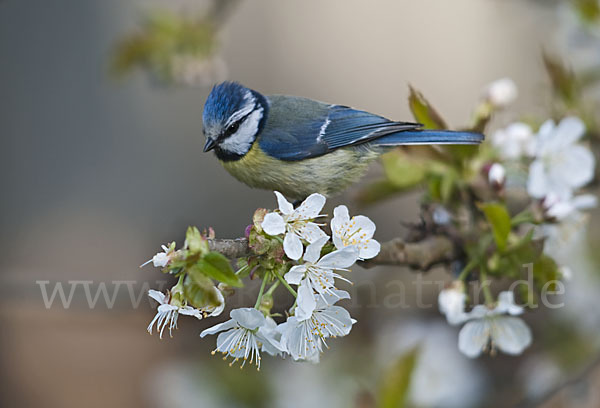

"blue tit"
[202,81,483,200]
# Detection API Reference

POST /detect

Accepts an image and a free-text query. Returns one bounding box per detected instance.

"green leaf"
[480,203,511,251]
[198,252,242,287]
[378,347,419,408]
[183,273,219,308]
[408,85,448,130]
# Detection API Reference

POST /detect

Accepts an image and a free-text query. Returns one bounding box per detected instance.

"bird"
[202,81,483,200]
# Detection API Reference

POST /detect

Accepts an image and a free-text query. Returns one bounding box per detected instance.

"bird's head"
[202,82,269,161]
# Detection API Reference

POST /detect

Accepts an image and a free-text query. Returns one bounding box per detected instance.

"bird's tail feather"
[372,130,484,146]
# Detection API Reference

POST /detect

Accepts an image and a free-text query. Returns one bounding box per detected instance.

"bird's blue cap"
[203,81,252,128]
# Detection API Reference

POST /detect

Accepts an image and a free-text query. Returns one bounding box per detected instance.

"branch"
[360,235,456,270]
[208,235,457,270]
[207,238,251,259]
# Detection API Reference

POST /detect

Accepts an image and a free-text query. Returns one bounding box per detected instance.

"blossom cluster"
[142,191,380,369]
[491,115,596,258]
[435,79,597,359]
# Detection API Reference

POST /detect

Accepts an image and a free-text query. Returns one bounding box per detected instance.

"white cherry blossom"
[261,191,328,260]
[147,288,224,339]
[458,291,532,358]
[491,122,535,160]
[285,237,359,319]
[330,205,380,260]
[200,308,283,370]
[279,290,355,362]
[527,117,595,201]
[141,243,179,268]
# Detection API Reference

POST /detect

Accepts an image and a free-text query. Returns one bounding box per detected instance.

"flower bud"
[487,163,506,187]
[483,78,518,108]
[258,293,274,315]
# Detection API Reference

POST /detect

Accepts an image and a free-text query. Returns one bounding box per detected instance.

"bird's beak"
[203,138,217,152]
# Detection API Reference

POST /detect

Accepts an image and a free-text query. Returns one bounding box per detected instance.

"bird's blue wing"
[258,96,421,161]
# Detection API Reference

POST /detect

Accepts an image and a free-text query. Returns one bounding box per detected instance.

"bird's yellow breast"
[220,143,379,199]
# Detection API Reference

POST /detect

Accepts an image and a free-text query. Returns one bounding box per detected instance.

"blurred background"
[1,0,599,407]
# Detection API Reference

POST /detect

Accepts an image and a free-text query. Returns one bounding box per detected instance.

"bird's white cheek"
[220,108,263,155]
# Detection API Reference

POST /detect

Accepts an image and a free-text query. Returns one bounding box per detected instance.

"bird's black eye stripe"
[221,109,254,139]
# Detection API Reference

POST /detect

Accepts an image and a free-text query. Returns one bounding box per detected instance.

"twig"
[208,235,456,271]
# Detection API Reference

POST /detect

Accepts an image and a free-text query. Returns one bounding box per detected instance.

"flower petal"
[318,245,359,269]
[359,239,380,260]
[316,305,354,337]
[572,194,598,211]
[200,319,237,337]
[527,160,549,199]
[536,119,556,154]
[215,329,248,358]
[280,317,320,362]
[458,320,490,358]
[262,213,286,235]
[303,236,329,264]
[546,199,576,220]
[157,304,178,314]
[283,232,304,260]
[331,205,350,233]
[295,281,317,321]
[554,116,585,148]
[491,316,532,355]
[298,222,328,244]
[209,288,225,317]
[554,145,595,190]
[257,327,285,356]
[152,252,169,268]
[274,191,294,215]
[148,289,166,304]
[178,306,203,319]
[332,234,344,251]
[438,287,467,325]
[495,291,523,315]
[463,304,490,320]
[333,205,350,220]
[284,265,306,285]
[348,215,376,238]
[323,289,351,305]
[294,193,326,219]
[230,307,265,330]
